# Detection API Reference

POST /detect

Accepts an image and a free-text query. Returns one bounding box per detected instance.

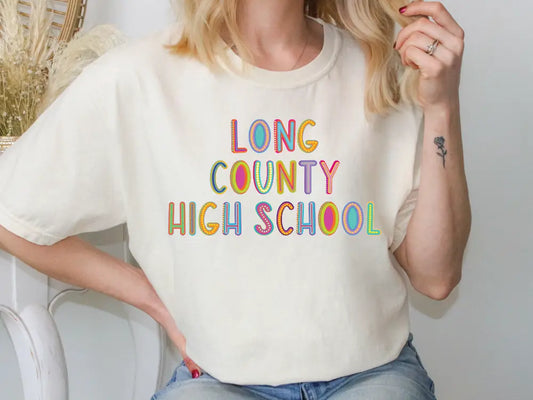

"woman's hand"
[157,309,204,379]
[140,270,204,379]
[393,1,465,111]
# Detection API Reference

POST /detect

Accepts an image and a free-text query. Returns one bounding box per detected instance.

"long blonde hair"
[167,0,423,120]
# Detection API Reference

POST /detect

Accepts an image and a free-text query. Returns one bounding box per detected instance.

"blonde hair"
[167,0,423,121]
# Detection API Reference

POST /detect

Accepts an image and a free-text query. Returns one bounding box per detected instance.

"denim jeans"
[151,332,437,400]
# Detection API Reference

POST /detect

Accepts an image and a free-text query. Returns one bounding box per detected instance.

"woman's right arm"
[0,224,203,377]
[0,223,162,317]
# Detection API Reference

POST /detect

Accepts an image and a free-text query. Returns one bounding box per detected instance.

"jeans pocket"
[167,359,187,386]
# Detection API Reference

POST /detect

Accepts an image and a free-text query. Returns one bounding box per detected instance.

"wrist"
[423,98,460,119]
[133,267,170,325]
[422,99,461,138]
[145,294,170,325]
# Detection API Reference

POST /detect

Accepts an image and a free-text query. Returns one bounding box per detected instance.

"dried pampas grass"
[0,0,126,136]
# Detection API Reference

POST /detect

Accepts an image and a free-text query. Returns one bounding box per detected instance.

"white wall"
[1,1,531,399]
[82,0,175,39]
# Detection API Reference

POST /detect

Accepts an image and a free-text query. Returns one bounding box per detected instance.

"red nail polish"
[399,5,407,13]
[192,369,200,379]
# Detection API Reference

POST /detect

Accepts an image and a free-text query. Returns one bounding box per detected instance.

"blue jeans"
[151,332,437,400]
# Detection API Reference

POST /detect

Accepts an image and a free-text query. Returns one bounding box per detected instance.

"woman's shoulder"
[85,21,192,77]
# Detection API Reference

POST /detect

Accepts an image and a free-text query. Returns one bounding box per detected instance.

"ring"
[425,39,439,56]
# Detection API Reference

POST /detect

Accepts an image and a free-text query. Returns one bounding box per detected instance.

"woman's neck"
[229,0,323,71]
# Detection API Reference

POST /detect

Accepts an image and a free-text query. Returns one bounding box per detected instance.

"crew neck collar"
[216,16,341,89]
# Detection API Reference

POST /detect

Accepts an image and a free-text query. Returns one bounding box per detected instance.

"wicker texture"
[17,0,87,41]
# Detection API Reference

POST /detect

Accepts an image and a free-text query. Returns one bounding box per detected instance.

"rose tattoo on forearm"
[434,136,447,168]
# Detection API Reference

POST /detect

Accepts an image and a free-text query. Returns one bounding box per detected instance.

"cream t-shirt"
[0,16,424,385]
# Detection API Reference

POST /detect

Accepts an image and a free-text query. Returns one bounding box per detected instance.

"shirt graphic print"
[167,117,382,239]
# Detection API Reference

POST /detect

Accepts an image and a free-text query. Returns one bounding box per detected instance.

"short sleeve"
[0,61,126,246]
[389,107,424,253]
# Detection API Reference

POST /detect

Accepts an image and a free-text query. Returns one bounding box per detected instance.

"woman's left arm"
[393,1,471,300]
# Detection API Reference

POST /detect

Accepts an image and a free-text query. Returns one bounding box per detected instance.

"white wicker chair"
[0,225,177,400]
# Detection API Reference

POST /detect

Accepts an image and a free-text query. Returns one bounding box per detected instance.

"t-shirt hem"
[184,324,411,386]
[0,201,62,246]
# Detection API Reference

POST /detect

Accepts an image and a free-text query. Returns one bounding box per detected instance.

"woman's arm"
[0,224,204,377]
[393,2,470,301]
[394,100,471,300]
[0,224,162,317]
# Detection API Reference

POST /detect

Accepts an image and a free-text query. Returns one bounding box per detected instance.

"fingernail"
[192,369,200,379]
[399,5,407,13]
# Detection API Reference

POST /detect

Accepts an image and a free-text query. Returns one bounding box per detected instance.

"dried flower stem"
[0,0,126,136]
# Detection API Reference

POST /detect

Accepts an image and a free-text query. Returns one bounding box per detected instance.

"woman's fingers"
[399,1,465,39]
[397,30,455,70]
[172,335,204,378]
[182,355,202,379]
[171,334,204,378]
[393,1,465,79]
[403,46,443,79]
[159,314,204,378]
[394,15,463,56]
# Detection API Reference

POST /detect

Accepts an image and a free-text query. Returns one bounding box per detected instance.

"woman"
[0,0,470,399]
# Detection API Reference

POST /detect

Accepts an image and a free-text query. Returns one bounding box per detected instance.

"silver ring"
[425,39,439,56]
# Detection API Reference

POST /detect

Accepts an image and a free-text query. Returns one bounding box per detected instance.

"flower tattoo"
[434,136,447,168]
